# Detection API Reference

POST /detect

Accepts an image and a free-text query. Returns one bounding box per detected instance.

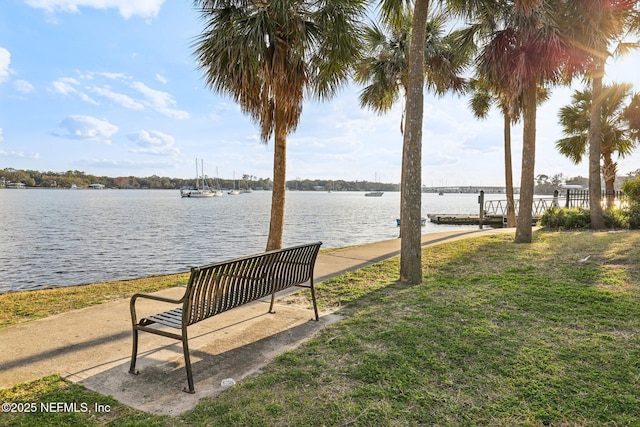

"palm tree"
[563,0,640,228]
[355,4,471,284]
[468,80,549,228]
[192,0,365,250]
[397,0,429,283]
[557,82,640,205]
[355,10,469,130]
[450,0,576,243]
[468,79,517,228]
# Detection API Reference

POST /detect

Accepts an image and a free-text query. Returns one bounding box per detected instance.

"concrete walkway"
[0,228,513,415]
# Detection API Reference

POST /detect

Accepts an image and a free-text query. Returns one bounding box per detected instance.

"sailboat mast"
[195,158,199,189]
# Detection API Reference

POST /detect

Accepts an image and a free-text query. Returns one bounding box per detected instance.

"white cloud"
[130,81,190,119]
[51,77,80,95]
[0,128,4,143]
[0,149,40,159]
[14,80,35,93]
[127,129,180,156]
[128,129,174,147]
[78,92,100,105]
[51,77,99,104]
[78,158,176,170]
[96,72,129,80]
[155,74,167,84]
[24,0,166,20]
[0,48,11,83]
[50,74,190,117]
[53,115,118,143]
[92,86,144,110]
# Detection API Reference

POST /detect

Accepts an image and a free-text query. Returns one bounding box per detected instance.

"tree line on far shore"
[7,167,640,194]
[0,168,402,192]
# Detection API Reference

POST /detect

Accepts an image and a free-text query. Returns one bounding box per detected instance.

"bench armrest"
[130,290,187,324]
[131,292,185,305]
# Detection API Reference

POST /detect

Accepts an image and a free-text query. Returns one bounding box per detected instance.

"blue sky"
[2,0,640,186]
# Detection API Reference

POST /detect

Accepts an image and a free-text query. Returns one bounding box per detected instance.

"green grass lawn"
[2,230,640,426]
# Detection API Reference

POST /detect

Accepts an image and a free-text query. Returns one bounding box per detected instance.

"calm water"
[0,189,495,293]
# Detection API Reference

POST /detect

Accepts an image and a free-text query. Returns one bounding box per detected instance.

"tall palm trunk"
[503,110,516,227]
[515,83,537,243]
[602,151,616,207]
[267,106,287,251]
[589,57,605,229]
[399,0,429,284]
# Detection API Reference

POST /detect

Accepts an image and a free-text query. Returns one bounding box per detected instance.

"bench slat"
[146,308,183,328]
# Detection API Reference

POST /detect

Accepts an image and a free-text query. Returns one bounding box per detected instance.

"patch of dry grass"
[0,273,189,329]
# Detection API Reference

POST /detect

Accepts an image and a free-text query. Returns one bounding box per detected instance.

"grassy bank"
[0,273,190,329]
[2,230,640,426]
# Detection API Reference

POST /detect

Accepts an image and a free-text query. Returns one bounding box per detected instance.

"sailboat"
[180,159,221,198]
[364,172,384,197]
[228,171,240,195]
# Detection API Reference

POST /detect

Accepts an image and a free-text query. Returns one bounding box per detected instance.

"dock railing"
[484,189,626,217]
[484,197,558,217]
[564,189,625,208]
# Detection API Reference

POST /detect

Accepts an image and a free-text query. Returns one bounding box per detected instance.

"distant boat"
[228,171,241,195]
[181,159,220,198]
[396,218,427,226]
[365,172,383,196]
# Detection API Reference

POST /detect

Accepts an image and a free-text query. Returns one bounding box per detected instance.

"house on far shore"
[88,183,105,189]
[5,181,26,189]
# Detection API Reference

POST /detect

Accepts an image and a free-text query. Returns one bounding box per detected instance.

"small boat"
[181,159,220,198]
[396,218,427,226]
[228,172,241,195]
[365,173,384,196]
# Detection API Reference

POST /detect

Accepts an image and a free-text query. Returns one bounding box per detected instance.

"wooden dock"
[427,214,539,227]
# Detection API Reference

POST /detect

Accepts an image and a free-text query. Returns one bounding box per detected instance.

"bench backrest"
[183,242,322,326]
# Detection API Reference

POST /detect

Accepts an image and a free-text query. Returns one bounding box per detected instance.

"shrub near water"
[542,176,640,230]
[541,207,590,229]
[542,206,631,229]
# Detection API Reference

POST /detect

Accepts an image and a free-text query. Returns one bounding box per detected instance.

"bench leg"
[310,280,319,321]
[268,293,276,314]
[129,328,139,375]
[182,334,195,394]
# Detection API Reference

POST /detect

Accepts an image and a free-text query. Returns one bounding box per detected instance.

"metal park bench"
[128,241,322,393]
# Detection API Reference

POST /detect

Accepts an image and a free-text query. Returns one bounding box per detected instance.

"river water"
[0,189,496,293]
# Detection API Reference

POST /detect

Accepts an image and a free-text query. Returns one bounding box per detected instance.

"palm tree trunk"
[589,57,605,229]
[266,106,287,251]
[602,152,616,207]
[503,111,516,227]
[515,83,537,243]
[399,0,429,284]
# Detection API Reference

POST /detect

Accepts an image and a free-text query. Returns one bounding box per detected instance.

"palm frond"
[556,135,589,164]
[193,0,365,142]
